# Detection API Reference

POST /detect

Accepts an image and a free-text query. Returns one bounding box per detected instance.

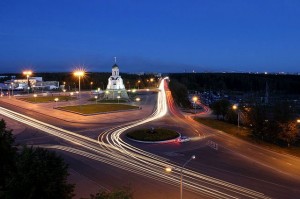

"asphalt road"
[1,80,300,198]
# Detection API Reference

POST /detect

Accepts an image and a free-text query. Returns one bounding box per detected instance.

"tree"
[211,99,230,120]
[6,147,75,199]
[168,79,191,108]
[0,119,17,196]
[278,121,298,147]
[88,187,133,199]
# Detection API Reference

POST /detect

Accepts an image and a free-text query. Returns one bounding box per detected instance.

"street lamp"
[192,96,198,114]
[11,82,14,96]
[23,70,32,94]
[165,155,196,199]
[54,97,59,108]
[90,81,93,91]
[33,94,37,102]
[117,96,120,104]
[135,97,141,102]
[297,119,300,123]
[94,96,98,104]
[232,104,240,128]
[137,80,141,89]
[73,69,85,99]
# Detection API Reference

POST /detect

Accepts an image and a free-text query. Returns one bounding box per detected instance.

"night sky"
[1,0,300,73]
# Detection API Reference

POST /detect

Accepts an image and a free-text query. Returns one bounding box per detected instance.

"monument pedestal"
[104,89,129,100]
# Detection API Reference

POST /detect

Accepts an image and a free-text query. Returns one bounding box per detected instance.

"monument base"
[104,89,129,100]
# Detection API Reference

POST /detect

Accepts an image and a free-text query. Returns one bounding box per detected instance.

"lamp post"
[137,80,141,90]
[232,105,240,128]
[54,97,59,108]
[135,97,141,102]
[11,82,14,96]
[73,70,85,101]
[90,81,93,91]
[117,96,120,104]
[165,155,196,199]
[33,94,37,102]
[23,70,32,94]
[192,96,198,114]
[94,96,98,104]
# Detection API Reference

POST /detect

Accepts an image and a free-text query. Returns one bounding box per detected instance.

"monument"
[104,58,129,100]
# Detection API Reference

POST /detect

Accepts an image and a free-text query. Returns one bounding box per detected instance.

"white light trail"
[0,77,270,199]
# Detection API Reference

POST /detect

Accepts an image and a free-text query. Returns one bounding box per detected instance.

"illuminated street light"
[23,70,32,94]
[137,80,141,89]
[73,69,85,99]
[90,81,93,91]
[33,94,37,102]
[192,96,198,114]
[117,95,120,104]
[11,82,14,96]
[135,97,141,102]
[165,167,172,173]
[232,104,240,128]
[297,119,300,123]
[54,97,59,108]
[165,155,196,199]
[94,96,98,104]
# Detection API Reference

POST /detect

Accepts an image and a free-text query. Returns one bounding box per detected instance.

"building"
[104,63,129,100]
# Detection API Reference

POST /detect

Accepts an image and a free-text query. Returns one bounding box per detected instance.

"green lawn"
[194,117,300,157]
[58,103,139,114]
[88,98,127,103]
[127,128,179,141]
[18,96,76,103]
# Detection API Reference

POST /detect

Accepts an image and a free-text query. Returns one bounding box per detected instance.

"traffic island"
[57,103,139,115]
[126,128,180,143]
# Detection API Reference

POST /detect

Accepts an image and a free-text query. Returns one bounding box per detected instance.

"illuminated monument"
[104,58,129,100]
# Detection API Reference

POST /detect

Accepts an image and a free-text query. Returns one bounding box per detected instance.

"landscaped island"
[58,103,139,114]
[126,128,180,142]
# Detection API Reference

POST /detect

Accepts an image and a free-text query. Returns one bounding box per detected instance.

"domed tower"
[112,63,119,76]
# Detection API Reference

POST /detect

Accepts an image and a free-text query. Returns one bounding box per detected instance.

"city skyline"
[1,0,300,73]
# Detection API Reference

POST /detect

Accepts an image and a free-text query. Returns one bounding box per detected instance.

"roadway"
[0,78,299,198]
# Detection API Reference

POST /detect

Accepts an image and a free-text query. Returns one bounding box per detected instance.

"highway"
[0,77,272,199]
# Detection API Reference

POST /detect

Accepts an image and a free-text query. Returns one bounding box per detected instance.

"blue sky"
[1,0,300,73]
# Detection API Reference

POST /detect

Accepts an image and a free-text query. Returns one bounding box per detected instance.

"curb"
[126,133,181,144]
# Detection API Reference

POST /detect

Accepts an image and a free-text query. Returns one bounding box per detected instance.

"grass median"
[58,103,139,114]
[18,96,76,103]
[127,128,179,142]
[194,117,300,157]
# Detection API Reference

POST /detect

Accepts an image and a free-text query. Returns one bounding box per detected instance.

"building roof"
[112,63,119,69]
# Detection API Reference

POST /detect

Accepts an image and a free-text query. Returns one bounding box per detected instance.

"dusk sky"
[1,0,300,73]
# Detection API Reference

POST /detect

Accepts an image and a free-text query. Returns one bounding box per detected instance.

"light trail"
[0,77,270,199]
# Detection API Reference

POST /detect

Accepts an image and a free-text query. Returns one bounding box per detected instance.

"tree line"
[169,73,300,94]
[210,100,299,147]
